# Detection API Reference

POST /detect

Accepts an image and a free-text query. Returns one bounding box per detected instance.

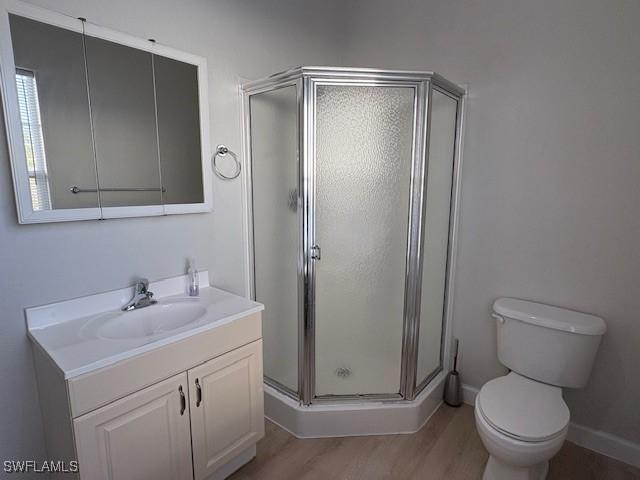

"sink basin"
[83,300,207,340]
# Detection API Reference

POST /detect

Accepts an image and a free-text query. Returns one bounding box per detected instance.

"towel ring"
[212,144,241,180]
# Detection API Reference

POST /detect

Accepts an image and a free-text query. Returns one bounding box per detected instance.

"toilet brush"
[443,338,462,407]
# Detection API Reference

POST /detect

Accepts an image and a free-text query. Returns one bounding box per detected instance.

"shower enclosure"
[243,67,464,406]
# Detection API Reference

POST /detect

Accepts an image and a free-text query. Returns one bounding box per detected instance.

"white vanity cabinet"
[27,278,265,480]
[189,341,264,479]
[73,372,193,480]
[71,339,264,480]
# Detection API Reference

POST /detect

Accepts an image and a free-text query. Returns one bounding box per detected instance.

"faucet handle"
[135,278,150,293]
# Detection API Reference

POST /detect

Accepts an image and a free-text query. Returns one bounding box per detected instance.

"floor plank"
[230,404,640,480]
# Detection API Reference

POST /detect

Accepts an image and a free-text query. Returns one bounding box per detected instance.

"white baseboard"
[461,383,640,469]
[567,423,640,468]
[461,383,479,406]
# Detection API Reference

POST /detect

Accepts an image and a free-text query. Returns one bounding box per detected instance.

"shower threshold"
[263,370,448,438]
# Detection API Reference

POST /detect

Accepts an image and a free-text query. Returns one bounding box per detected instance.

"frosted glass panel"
[416,90,458,384]
[314,85,414,396]
[250,86,299,392]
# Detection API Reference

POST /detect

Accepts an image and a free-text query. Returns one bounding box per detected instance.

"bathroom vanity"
[26,272,264,480]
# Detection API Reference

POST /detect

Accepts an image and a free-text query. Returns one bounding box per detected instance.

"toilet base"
[483,456,548,480]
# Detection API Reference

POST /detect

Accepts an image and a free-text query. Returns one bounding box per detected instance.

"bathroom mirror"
[0,2,211,223]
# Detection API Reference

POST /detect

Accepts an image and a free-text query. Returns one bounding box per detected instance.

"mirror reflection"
[8,13,205,214]
[154,55,204,205]
[84,35,162,207]
[10,14,98,210]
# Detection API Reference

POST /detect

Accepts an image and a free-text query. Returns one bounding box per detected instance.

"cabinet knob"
[195,378,202,407]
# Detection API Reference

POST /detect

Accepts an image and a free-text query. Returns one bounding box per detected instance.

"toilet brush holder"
[443,339,462,407]
[444,370,462,407]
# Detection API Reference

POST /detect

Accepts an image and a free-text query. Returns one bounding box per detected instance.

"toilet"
[475,298,606,480]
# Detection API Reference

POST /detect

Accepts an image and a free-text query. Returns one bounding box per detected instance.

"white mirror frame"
[0,0,212,223]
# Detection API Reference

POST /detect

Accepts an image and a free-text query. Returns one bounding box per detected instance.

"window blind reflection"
[16,68,51,211]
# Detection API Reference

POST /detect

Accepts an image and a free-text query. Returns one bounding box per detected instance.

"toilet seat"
[477,372,570,443]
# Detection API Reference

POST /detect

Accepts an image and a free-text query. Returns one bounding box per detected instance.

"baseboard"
[462,383,640,469]
[461,383,479,406]
[567,423,640,468]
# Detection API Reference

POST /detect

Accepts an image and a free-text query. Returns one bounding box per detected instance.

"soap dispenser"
[187,258,199,297]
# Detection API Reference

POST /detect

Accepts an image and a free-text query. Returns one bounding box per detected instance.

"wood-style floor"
[230,404,640,480]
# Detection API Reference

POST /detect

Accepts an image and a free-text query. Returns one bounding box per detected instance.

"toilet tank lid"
[493,298,606,336]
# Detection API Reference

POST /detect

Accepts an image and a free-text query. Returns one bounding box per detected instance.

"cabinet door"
[74,372,192,480]
[188,340,264,480]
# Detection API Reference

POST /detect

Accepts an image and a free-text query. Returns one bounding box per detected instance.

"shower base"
[264,371,447,438]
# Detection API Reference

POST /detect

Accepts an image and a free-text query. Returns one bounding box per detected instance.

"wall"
[341,0,640,445]
[0,0,342,476]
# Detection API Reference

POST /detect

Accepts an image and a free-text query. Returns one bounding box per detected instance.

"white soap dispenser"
[187,258,199,297]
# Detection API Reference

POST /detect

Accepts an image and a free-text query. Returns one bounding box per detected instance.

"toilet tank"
[493,298,606,388]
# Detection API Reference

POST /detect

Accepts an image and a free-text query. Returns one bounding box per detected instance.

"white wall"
[341,0,640,444]
[0,0,342,474]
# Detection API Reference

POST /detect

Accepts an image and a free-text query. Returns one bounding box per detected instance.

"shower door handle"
[310,245,321,261]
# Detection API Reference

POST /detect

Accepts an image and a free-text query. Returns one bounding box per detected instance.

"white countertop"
[26,272,263,379]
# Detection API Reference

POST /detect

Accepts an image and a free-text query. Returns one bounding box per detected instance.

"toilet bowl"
[474,373,569,480]
[476,298,606,480]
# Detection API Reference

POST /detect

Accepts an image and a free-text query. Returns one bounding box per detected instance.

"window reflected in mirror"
[15,68,51,211]
[9,13,99,211]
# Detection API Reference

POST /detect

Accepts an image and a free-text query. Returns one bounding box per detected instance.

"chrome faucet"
[122,278,157,311]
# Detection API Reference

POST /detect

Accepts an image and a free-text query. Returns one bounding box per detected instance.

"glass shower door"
[313,84,416,397]
[416,89,459,387]
[250,85,300,394]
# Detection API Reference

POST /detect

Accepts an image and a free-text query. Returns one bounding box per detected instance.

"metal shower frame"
[242,66,466,406]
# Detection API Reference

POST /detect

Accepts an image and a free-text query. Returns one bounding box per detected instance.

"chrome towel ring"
[212,144,241,180]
